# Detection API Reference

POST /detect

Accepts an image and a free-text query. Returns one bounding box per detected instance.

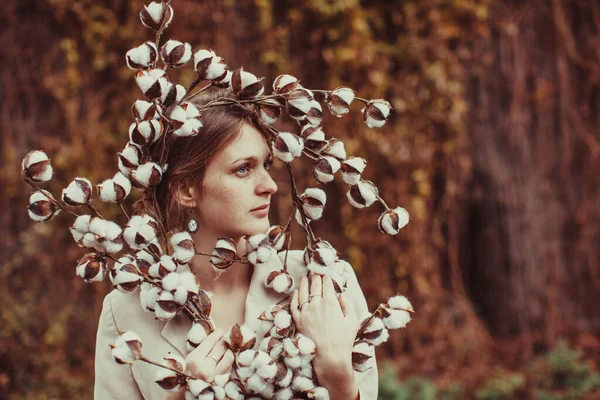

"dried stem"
[24,178,80,218]
[119,203,131,220]
[87,202,105,219]
[355,305,384,339]
[286,163,317,245]
[184,83,213,102]
[376,195,390,211]
[194,251,249,265]
[152,188,171,256]
[139,356,194,379]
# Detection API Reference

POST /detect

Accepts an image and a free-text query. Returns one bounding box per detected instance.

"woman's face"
[195,122,278,239]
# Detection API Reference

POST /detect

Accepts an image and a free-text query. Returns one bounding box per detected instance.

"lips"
[251,204,269,212]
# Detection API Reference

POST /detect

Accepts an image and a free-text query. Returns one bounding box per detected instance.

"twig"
[119,203,131,220]
[87,202,105,219]
[376,195,390,211]
[184,83,213,102]
[24,178,80,218]
[139,356,194,379]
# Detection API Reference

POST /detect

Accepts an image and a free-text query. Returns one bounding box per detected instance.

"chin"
[233,219,271,238]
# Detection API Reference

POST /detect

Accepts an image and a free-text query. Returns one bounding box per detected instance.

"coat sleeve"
[345,267,379,400]
[94,293,145,400]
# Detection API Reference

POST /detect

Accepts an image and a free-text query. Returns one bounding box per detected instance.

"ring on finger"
[297,301,310,311]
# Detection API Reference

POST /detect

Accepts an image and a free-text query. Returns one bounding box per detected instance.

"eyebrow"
[230,153,273,166]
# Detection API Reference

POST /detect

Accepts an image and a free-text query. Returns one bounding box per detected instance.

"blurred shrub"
[474,369,526,400]
[378,363,464,400]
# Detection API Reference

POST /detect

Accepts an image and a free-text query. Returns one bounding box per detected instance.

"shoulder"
[101,289,165,338]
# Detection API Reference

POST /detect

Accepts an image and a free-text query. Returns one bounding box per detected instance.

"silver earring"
[187,211,199,233]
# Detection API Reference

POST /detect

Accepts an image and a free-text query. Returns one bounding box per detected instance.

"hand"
[184,328,235,382]
[290,273,360,397]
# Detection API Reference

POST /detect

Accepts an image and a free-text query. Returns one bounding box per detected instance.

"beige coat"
[94,250,378,399]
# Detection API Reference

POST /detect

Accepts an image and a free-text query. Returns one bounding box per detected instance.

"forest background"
[1,0,600,399]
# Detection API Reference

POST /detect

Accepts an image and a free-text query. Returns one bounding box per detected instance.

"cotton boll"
[383,309,412,329]
[237,350,256,368]
[283,355,302,369]
[388,295,414,312]
[246,374,267,393]
[236,366,254,381]
[292,375,316,392]
[256,363,277,380]
[187,322,209,349]
[162,272,181,292]
[274,311,291,329]
[273,388,294,400]
[295,334,316,355]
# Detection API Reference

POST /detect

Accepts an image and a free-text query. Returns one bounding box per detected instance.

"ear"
[173,182,200,208]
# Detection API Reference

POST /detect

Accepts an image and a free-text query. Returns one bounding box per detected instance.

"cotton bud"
[259,337,284,359]
[117,142,142,177]
[135,68,170,100]
[378,207,410,235]
[139,1,173,30]
[160,40,192,67]
[301,126,328,153]
[274,388,294,400]
[322,138,346,160]
[210,238,237,269]
[259,98,283,125]
[246,373,269,394]
[362,99,392,128]
[173,271,201,305]
[149,255,178,278]
[213,373,230,388]
[140,283,161,312]
[194,49,228,81]
[307,386,331,400]
[359,315,389,346]
[187,321,210,351]
[156,352,186,391]
[89,216,122,243]
[266,225,289,251]
[170,232,196,264]
[286,89,322,126]
[224,380,245,399]
[352,342,374,372]
[232,67,264,99]
[22,150,53,182]
[161,82,187,107]
[156,291,179,321]
[347,179,378,208]
[126,41,158,69]
[97,172,131,204]
[186,378,213,397]
[129,162,163,188]
[28,190,60,222]
[212,69,233,88]
[273,310,292,331]
[340,157,366,185]
[135,248,158,275]
[266,270,295,294]
[224,323,256,353]
[326,86,355,117]
[389,295,414,311]
[378,297,413,330]
[313,156,341,184]
[110,331,143,364]
[273,132,303,163]
[76,253,107,283]
[62,177,92,207]
[161,272,181,292]
[129,119,164,147]
[291,375,315,392]
[124,214,158,250]
[113,261,142,293]
[299,188,327,221]
[132,99,157,120]
[236,349,256,368]
[68,214,90,244]
[169,102,202,137]
[256,362,278,381]
[294,334,316,356]
[273,74,301,94]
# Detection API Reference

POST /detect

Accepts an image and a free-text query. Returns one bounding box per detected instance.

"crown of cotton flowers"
[21,1,415,397]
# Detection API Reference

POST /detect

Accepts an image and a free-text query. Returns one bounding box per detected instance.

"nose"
[257,169,278,196]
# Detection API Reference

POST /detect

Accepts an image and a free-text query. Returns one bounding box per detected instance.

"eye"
[264,159,273,171]
[235,164,250,176]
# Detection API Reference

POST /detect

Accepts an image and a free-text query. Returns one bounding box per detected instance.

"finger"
[298,275,309,304]
[310,273,323,297]
[207,337,228,362]
[190,328,224,358]
[338,292,356,319]
[321,274,337,302]
[290,289,300,320]
[214,349,235,376]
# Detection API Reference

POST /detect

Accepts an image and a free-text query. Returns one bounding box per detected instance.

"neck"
[189,228,252,293]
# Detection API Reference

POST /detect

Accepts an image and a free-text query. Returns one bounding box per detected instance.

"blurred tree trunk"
[460,0,600,359]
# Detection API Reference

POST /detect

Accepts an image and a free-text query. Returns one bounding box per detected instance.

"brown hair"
[148,89,264,231]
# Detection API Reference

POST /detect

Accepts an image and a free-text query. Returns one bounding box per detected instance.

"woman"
[94,90,378,400]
